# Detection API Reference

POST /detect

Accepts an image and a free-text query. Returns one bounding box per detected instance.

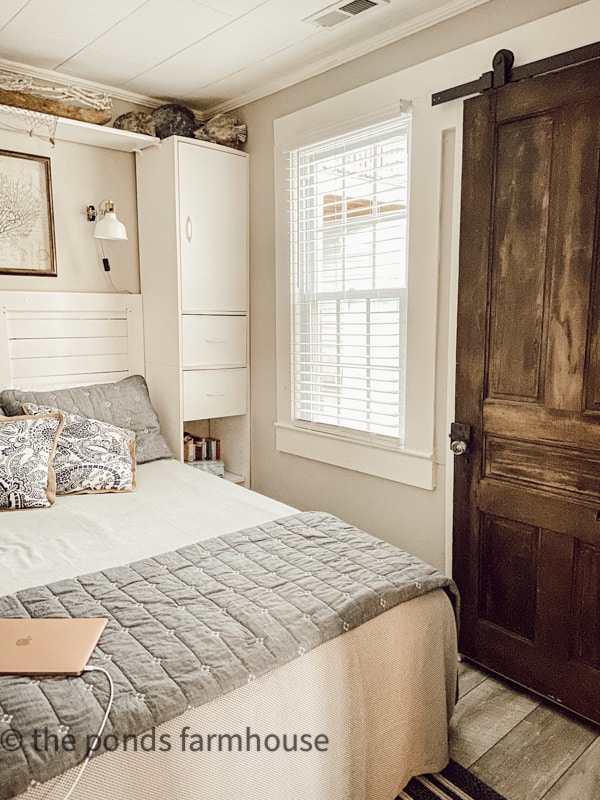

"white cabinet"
[137,137,249,484]
[179,143,247,313]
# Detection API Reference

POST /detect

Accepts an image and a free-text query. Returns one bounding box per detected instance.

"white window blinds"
[288,114,410,445]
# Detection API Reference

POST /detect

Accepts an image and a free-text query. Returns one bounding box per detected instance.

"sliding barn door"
[453,57,600,723]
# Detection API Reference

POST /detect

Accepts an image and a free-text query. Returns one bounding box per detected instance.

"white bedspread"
[0,459,294,595]
[1,459,457,800]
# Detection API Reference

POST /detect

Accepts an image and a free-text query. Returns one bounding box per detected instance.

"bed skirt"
[16,589,457,800]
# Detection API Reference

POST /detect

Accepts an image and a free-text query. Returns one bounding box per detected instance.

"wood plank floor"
[450,660,600,800]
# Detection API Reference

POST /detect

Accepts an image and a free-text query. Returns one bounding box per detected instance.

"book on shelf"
[205,436,220,461]
[183,433,221,463]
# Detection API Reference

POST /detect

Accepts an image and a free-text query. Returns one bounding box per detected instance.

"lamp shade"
[94,202,127,240]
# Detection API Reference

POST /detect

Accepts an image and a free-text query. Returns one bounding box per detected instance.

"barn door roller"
[432,40,600,106]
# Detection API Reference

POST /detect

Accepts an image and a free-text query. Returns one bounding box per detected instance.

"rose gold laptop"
[0,618,108,676]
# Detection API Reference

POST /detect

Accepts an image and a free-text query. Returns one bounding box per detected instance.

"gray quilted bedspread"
[0,512,458,799]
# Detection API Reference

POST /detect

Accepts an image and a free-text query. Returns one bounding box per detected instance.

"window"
[275,97,438,490]
[289,117,410,446]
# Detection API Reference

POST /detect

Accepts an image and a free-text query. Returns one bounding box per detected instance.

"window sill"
[274,422,435,490]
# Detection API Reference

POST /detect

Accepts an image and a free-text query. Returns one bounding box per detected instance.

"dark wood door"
[453,57,600,724]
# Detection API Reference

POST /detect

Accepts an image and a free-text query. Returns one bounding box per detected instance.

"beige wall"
[237,0,594,571]
[0,129,139,294]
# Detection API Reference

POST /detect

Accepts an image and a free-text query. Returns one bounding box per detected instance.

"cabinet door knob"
[206,338,226,343]
[206,391,226,397]
[185,216,193,242]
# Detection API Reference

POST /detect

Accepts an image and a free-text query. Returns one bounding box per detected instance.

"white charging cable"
[62,665,114,800]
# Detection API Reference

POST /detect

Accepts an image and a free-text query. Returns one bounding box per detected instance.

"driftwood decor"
[0,71,112,125]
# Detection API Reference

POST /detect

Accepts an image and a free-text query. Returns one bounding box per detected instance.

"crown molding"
[203,0,491,115]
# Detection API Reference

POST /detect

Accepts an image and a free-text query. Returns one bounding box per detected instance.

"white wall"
[0,129,139,294]
[237,0,596,571]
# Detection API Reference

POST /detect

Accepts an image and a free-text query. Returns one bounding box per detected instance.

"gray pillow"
[0,375,172,465]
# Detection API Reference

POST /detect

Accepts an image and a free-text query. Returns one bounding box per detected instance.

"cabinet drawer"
[182,315,246,367]
[183,368,247,420]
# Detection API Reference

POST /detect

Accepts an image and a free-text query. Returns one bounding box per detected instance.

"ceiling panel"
[72,0,234,67]
[8,0,148,43]
[128,19,318,90]
[217,37,334,90]
[0,26,81,69]
[244,0,357,36]
[58,47,152,86]
[244,0,339,32]
[119,72,189,103]
[0,1,29,29]
[190,0,268,14]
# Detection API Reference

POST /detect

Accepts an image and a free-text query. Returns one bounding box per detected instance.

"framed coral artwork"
[0,149,56,276]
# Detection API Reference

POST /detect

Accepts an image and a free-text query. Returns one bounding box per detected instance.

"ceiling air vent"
[304,0,389,29]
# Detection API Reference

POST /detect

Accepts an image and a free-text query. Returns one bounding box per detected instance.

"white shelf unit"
[137,136,250,486]
[0,103,160,151]
[54,116,159,151]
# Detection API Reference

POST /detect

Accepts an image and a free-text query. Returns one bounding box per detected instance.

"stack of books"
[183,434,224,478]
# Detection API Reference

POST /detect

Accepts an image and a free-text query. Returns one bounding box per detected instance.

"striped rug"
[398,760,508,800]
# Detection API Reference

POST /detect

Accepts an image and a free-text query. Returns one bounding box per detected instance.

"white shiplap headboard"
[0,292,144,390]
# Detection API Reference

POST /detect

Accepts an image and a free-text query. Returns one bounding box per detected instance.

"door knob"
[449,421,471,455]
[450,439,468,455]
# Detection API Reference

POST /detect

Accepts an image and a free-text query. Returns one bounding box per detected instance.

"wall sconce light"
[86,200,128,240]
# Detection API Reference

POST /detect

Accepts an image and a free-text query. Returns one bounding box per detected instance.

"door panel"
[585,230,600,411]
[488,116,552,402]
[484,437,600,497]
[572,541,600,671]
[545,103,600,412]
[453,57,600,723]
[479,514,538,640]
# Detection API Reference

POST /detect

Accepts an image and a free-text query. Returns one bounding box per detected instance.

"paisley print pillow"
[23,404,136,495]
[0,413,64,510]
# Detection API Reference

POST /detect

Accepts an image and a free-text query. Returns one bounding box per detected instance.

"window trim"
[275,95,439,490]
[274,422,435,489]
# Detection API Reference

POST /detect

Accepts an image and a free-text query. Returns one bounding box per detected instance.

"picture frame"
[0,149,57,276]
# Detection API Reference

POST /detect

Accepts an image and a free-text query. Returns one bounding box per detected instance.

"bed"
[0,292,458,800]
